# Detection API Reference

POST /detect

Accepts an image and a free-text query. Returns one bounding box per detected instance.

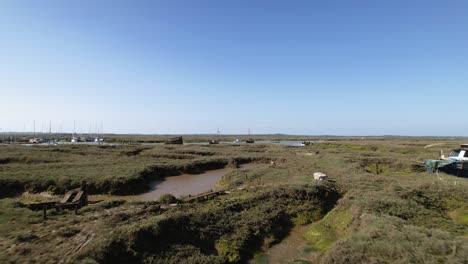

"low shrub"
[159,194,178,204]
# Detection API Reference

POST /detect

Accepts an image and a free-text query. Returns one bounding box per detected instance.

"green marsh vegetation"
[0,137,467,263]
[0,144,269,197]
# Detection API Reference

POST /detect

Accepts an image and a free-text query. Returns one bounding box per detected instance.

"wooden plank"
[26,202,56,211]
[71,191,84,203]
[184,190,224,202]
[60,191,74,204]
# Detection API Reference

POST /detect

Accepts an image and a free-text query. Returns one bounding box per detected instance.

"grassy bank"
[74,183,339,263]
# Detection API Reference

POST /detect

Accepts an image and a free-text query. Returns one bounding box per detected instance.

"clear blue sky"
[1,0,467,135]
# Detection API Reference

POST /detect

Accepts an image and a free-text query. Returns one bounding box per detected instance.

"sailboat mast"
[48,121,52,145]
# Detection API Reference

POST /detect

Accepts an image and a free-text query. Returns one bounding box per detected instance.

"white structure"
[313,172,328,180]
[29,138,43,144]
[448,148,468,161]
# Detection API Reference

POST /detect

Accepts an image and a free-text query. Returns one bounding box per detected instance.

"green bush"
[74,184,339,263]
[215,237,242,263]
[57,227,80,237]
[159,194,178,204]
[292,208,323,225]
[15,233,38,243]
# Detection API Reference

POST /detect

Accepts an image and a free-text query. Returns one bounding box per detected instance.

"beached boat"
[166,136,183,145]
[424,144,468,177]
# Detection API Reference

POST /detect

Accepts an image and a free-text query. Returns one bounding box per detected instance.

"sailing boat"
[209,128,221,144]
[94,121,104,144]
[71,120,78,143]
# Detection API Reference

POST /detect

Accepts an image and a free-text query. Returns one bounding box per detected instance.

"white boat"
[425,144,468,176]
[448,146,468,162]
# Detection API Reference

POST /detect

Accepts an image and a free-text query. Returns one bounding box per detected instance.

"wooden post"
[43,205,47,220]
[81,180,88,207]
[376,162,380,175]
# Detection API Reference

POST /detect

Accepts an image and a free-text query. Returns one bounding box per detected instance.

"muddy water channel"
[90,163,257,202]
[251,224,316,264]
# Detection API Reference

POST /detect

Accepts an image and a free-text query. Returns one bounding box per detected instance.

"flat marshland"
[0,137,467,263]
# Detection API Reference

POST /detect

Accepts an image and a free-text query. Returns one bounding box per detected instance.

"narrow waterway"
[90,163,257,202]
[251,224,316,264]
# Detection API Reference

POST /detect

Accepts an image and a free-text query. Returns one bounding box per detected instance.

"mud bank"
[3,157,266,198]
[74,183,340,264]
[90,163,259,201]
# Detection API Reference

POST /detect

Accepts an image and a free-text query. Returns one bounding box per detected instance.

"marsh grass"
[73,183,338,264]
[0,144,269,197]
[0,199,42,233]
[305,207,352,252]
[1,137,468,263]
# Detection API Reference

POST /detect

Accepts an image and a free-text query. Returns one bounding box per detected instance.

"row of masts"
[0,120,104,144]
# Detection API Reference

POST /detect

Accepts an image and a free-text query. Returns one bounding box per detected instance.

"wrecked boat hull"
[424,159,468,177]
